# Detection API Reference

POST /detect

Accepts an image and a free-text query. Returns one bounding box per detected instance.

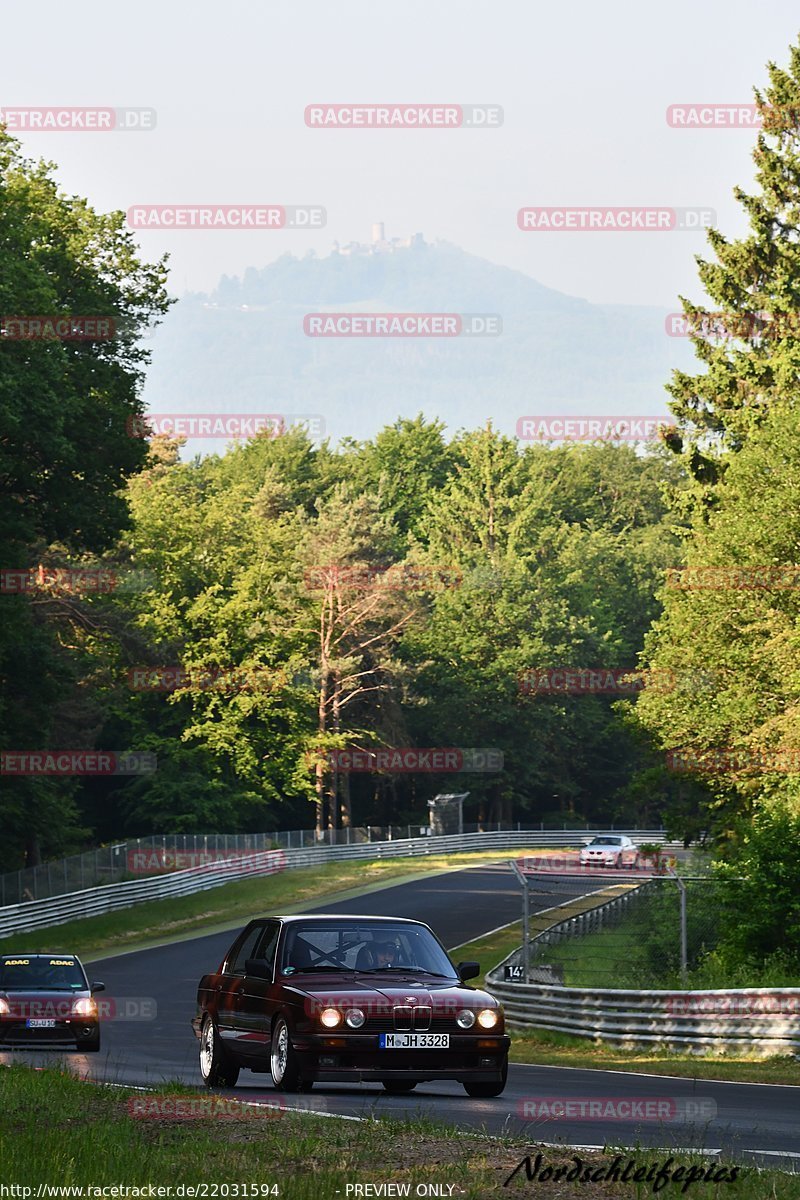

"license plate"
[26,1019,56,1029]
[379,1033,449,1049]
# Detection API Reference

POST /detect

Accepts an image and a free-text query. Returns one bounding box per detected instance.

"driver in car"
[373,941,398,968]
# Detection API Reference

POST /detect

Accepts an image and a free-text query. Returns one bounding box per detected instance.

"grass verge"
[1,1064,793,1199]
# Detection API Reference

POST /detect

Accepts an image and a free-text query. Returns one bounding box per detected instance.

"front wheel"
[199,1015,240,1089]
[463,1059,507,1098]
[270,1016,312,1093]
[381,1080,417,1094]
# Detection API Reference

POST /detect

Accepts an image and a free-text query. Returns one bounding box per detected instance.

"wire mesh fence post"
[672,871,688,985]
[509,859,530,982]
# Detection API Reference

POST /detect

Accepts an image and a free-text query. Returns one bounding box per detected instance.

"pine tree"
[666,40,800,489]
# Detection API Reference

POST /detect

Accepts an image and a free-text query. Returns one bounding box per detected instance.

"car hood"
[282,976,499,1009]
[0,988,90,1009]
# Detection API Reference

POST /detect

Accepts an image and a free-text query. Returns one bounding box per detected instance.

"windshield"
[589,837,621,846]
[280,923,458,978]
[0,955,87,991]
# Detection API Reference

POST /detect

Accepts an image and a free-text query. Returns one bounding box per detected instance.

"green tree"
[635,400,800,839]
[713,800,800,971]
[665,39,800,489]
[0,130,169,866]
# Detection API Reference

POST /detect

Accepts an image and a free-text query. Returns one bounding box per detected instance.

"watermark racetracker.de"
[666,747,800,775]
[304,103,503,128]
[0,106,156,131]
[127,205,325,230]
[517,207,715,231]
[665,565,800,589]
[127,848,286,875]
[0,996,157,1021]
[666,991,800,1016]
[0,566,156,595]
[126,414,325,439]
[0,751,156,776]
[128,1094,325,1120]
[517,667,717,695]
[303,564,463,591]
[1,316,116,340]
[126,665,289,694]
[326,748,503,773]
[666,102,800,129]
[303,313,501,337]
[516,416,672,442]
[517,1095,717,1122]
[665,311,800,339]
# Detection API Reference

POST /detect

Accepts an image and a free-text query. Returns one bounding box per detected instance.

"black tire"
[615,854,622,869]
[81,1034,100,1053]
[199,1015,240,1089]
[381,1080,417,1094]
[463,1059,508,1098]
[270,1015,312,1093]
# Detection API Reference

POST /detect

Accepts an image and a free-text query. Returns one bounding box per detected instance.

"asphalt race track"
[2,864,799,1170]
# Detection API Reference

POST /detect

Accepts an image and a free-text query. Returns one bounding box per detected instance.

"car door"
[236,920,281,1061]
[215,923,265,1051]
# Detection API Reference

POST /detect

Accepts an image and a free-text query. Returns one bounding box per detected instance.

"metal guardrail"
[0,828,672,939]
[486,890,800,1055]
[0,849,286,939]
[485,973,800,1054]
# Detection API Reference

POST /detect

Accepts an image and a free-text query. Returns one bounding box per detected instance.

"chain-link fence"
[524,876,735,990]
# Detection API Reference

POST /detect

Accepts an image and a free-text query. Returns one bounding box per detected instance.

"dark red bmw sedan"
[192,914,509,1096]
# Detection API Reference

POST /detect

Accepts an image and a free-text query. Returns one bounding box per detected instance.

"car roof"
[1,952,83,958]
[250,915,428,926]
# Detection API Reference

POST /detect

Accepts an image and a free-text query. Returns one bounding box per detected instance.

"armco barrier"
[486,908,800,1055]
[484,972,800,1054]
[0,829,672,939]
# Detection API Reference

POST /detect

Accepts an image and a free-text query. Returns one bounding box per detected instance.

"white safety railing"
[485,970,800,1055]
[486,892,800,1054]
[0,828,672,939]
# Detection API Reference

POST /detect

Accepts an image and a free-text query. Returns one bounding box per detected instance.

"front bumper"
[0,1018,98,1048]
[289,1031,510,1083]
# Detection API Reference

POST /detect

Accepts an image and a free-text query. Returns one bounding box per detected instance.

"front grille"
[362,1007,448,1033]
[393,1005,431,1031]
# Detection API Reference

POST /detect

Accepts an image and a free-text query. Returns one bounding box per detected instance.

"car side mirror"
[457,961,480,982]
[245,958,272,979]
[90,982,105,993]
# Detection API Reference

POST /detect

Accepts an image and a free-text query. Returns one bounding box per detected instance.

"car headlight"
[319,1007,342,1028]
[0,999,9,1015]
[456,1009,476,1029]
[345,1008,365,1028]
[477,1008,499,1029]
[71,998,97,1017]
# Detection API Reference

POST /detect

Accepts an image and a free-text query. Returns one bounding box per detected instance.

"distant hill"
[140,239,694,449]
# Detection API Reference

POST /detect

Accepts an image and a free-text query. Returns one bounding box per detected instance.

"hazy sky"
[4,1,799,306]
